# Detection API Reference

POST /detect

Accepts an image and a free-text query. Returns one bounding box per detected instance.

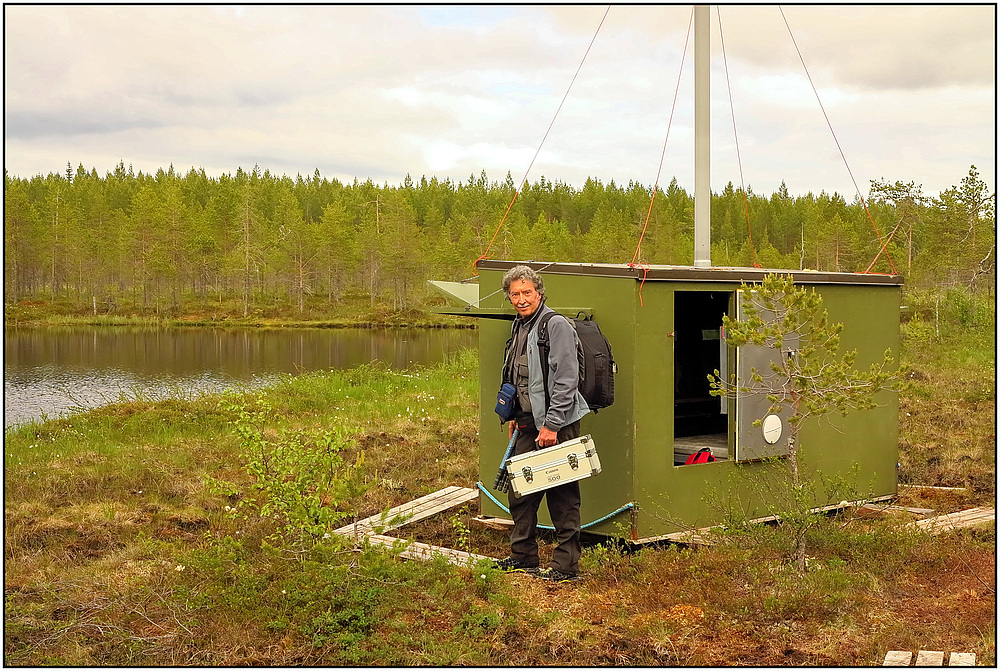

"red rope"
[865,219,904,274]
[636,263,650,307]
[629,7,694,268]
[473,192,521,269]
[779,6,896,275]
[718,6,761,268]
[631,192,659,268]
[473,6,612,270]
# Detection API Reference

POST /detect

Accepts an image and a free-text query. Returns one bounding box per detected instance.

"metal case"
[506,434,602,498]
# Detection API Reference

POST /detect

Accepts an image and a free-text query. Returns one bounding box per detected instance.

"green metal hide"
[436,261,902,542]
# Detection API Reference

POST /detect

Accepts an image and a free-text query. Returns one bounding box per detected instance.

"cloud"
[711,5,995,91]
[4,111,165,140]
[2,5,994,196]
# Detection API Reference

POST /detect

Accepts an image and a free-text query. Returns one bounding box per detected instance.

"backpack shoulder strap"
[535,310,558,343]
[534,311,561,410]
[504,318,517,350]
[501,319,518,384]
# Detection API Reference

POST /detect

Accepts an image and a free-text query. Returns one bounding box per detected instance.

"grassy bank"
[898,292,996,495]
[4,294,473,329]
[5,323,995,665]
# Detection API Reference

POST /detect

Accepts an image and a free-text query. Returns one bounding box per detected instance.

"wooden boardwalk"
[860,503,936,517]
[912,507,995,535]
[339,488,992,567]
[334,486,490,567]
[635,496,896,546]
[883,650,976,666]
[635,526,719,546]
[365,534,492,566]
[334,485,478,538]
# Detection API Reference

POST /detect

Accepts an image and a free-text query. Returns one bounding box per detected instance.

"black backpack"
[537,312,616,412]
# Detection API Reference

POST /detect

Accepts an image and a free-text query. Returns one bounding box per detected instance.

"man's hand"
[536,425,558,448]
[508,421,515,440]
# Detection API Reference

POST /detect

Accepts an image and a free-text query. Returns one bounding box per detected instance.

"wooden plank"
[477,515,718,546]
[484,496,904,545]
[949,652,976,666]
[473,515,514,531]
[861,503,936,516]
[662,530,716,546]
[883,650,913,666]
[636,496,896,546]
[915,651,945,666]
[334,486,478,537]
[387,486,477,522]
[901,484,968,491]
[638,526,718,546]
[365,534,493,567]
[914,507,995,535]
[748,495,896,525]
[884,650,977,667]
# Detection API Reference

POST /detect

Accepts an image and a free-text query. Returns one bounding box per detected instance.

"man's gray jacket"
[517,304,590,431]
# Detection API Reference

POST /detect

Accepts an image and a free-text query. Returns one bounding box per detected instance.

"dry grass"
[897,305,995,501]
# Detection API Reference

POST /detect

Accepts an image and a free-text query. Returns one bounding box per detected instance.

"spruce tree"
[710,273,901,573]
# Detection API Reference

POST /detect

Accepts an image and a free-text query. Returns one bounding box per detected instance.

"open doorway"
[673,291,731,465]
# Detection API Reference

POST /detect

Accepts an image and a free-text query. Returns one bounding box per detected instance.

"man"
[493,265,589,582]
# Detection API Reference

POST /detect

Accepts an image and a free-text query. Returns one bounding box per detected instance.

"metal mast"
[693,4,711,268]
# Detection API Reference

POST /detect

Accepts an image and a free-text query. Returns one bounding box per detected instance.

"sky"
[4,4,996,198]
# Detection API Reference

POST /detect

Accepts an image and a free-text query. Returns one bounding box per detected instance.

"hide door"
[733,290,799,461]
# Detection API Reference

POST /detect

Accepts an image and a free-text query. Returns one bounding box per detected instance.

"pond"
[3,326,478,429]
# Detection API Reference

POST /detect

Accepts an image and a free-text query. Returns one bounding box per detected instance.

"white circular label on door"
[762,414,783,444]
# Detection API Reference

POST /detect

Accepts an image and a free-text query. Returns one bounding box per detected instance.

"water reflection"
[4,326,477,428]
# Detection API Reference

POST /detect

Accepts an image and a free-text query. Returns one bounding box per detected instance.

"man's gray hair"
[502,265,546,301]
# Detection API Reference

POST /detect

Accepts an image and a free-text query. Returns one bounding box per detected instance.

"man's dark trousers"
[507,419,582,574]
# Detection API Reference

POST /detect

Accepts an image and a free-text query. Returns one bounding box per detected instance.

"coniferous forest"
[4,162,994,317]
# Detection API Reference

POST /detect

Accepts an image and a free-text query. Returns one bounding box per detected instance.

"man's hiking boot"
[538,568,580,583]
[492,557,539,574]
